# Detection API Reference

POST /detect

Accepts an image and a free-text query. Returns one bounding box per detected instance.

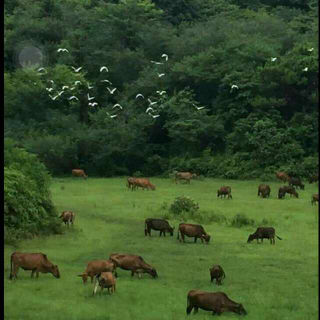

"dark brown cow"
[177,223,211,244]
[186,290,247,316]
[109,254,158,278]
[144,218,174,237]
[247,227,282,245]
[311,194,319,205]
[93,272,116,295]
[59,211,75,226]
[217,186,232,199]
[276,171,290,182]
[309,173,319,184]
[288,177,305,190]
[209,265,226,285]
[72,169,88,179]
[175,172,196,184]
[9,252,60,280]
[257,184,271,198]
[278,186,299,199]
[132,178,155,191]
[78,260,118,284]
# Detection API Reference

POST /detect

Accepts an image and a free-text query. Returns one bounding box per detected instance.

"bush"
[230,213,255,228]
[169,195,199,215]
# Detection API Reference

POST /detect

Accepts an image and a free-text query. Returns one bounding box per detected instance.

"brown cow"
[9,252,60,280]
[276,171,290,182]
[217,186,232,199]
[132,178,155,191]
[258,184,271,198]
[126,177,136,190]
[59,211,75,226]
[311,194,319,205]
[288,177,305,190]
[247,227,282,245]
[109,254,158,278]
[93,272,116,296]
[210,265,226,285]
[175,172,196,184]
[78,260,118,284]
[177,223,211,244]
[72,169,88,179]
[309,173,319,184]
[278,186,298,199]
[186,290,247,316]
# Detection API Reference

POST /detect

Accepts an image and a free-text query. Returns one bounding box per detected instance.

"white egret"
[87,93,95,101]
[107,87,117,94]
[148,99,157,106]
[100,66,108,72]
[193,104,204,110]
[161,54,168,61]
[136,94,145,99]
[57,48,69,52]
[71,66,82,72]
[113,104,123,110]
[68,96,79,101]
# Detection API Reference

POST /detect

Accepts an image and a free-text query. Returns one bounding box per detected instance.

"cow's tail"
[9,253,14,280]
[276,235,282,240]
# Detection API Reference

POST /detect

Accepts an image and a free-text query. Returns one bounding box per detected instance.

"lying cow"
[288,177,305,190]
[93,272,116,296]
[217,186,232,199]
[78,260,118,284]
[72,169,88,179]
[186,290,247,316]
[309,173,318,184]
[278,186,298,199]
[311,194,319,205]
[9,252,60,280]
[177,223,211,244]
[275,171,290,182]
[257,184,271,198]
[247,227,282,245]
[109,254,158,278]
[59,211,75,226]
[132,178,155,191]
[209,265,226,285]
[144,218,174,237]
[175,172,196,184]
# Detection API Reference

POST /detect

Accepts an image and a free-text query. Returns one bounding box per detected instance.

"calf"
[9,252,60,280]
[186,290,247,316]
[72,169,88,179]
[247,227,282,245]
[217,186,232,199]
[132,178,155,191]
[278,186,299,199]
[209,265,226,285]
[177,223,211,244]
[257,184,271,198]
[311,194,319,205]
[93,272,116,295]
[59,211,75,226]
[275,171,290,182]
[144,218,174,237]
[78,260,117,284]
[288,177,305,190]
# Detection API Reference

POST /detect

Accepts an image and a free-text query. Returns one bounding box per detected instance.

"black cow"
[258,184,271,198]
[209,265,226,285]
[144,219,174,237]
[288,177,305,190]
[247,227,282,245]
[278,186,298,199]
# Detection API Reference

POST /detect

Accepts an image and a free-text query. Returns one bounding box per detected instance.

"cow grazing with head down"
[258,184,271,198]
[59,211,75,226]
[144,218,175,237]
[209,265,226,285]
[186,290,247,316]
[247,227,282,245]
[276,171,290,182]
[131,178,155,191]
[72,169,88,179]
[175,172,197,184]
[217,186,232,199]
[288,177,305,190]
[177,223,211,244]
[311,194,319,205]
[9,252,60,280]
[93,272,116,296]
[78,260,118,284]
[109,254,158,278]
[278,186,299,199]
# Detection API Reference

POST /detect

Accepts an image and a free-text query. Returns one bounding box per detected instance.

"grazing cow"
[78,260,118,284]
[247,227,282,245]
[93,272,116,296]
[209,265,226,285]
[109,254,158,278]
[288,177,305,190]
[275,171,290,182]
[126,177,137,190]
[257,184,271,198]
[309,173,318,184]
[186,290,247,316]
[177,223,211,244]
[278,186,299,199]
[175,172,196,184]
[9,252,60,280]
[72,169,88,179]
[59,211,75,226]
[132,178,155,191]
[311,194,319,205]
[217,186,232,199]
[144,218,175,237]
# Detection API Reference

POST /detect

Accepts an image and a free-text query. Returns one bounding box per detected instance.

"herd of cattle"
[8,170,318,316]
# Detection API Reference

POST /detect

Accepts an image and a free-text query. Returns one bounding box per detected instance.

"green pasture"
[4,178,318,320]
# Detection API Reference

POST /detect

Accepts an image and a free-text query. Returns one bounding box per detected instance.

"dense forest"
[4,0,319,180]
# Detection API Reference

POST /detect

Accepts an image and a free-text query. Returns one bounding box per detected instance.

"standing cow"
[59,211,75,226]
[276,172,290,182]
[311,194,319,205]
[144,218,175,237]
[257,184,271,198]
[175,172,196,184]
[278,186,299,199]
[217,186,232,199]
[288,177,305,190]
[209,265,226,285]
[93,272,116,296]
[247,227,282,245]
[177,223,211,244]
[309,173,318,184]
[72,169,88,179]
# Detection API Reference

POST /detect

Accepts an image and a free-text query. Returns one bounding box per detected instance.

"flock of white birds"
[36,47,313,120]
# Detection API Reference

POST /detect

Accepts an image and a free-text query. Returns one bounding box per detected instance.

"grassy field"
[4,178,318,320]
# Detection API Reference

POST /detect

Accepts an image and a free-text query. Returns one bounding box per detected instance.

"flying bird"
[135,94,144,99]
[68,96,79,101]
[151,61,163,65]
[106,112,117,119]
[38,67,47,73]
[62,86,69,90]
[58,91,64,96]
[74,81,81,85]
[87,93,95,101]
[148,99,157,106]
[148,113,160,119]
[48,80,54,84]
[71,66,82,72]
[107,87,117,94]
[146,107,154,113]
[231,85,239,90]
[193,104,204,110]
[156,91,166,95]
[113,104,123,110]
[158,73,165,78]
[302,67,308,72]
[70,87,75,91]
[101,80,112,84]
[162,54,168,61]
[308,48,314,52]
[87,83,94,89]
[271,57,277,62]
[89,102,98,106]
[100,66,109,72]
[46,88,53,92]
[57,48,69,53]
[49,94,59,100]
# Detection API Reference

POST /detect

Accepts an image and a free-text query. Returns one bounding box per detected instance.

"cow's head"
[278,192,285,199]
[51,265,60,278]
[247,234,254,243]
[148,268,158,278]
[84,175,88,180]
[150,184,156,191]
[78,273,88,284]
[236,303,247,316]
[203,234,211,243]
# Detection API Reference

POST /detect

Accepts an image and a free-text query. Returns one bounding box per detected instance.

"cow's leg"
[194,237,197,243]
[163,231,166,237]
[91,275,94,283]
[36,270,39,278]
[211,276,214,282]
[194,307,199,314]
[186,306,193,315]
[12,265,19,279]
[159,230,162,237]
[182,234,185,243]
[31,269,36,278]
[131,270,135,277]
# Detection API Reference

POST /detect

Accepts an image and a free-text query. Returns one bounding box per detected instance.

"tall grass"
[4,178,318,320]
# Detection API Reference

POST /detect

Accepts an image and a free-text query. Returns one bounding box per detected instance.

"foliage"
[169,195,199,215]
[230,213,256,228]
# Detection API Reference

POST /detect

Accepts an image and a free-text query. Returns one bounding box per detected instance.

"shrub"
[133,171,142,177]
[169,195,199,215]
[230,213,255,228]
